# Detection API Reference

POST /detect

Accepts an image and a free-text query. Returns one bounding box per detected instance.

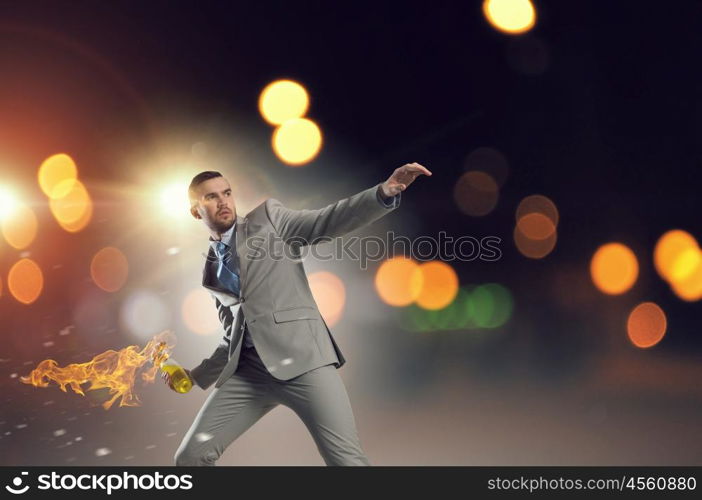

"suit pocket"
[273,306,317,323]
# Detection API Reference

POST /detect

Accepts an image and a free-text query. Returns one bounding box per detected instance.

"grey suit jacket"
[189,182,401,389]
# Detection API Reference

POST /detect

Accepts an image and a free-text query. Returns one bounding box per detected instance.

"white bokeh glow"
[181,288,221,336]
[119,289,171,342]
[160,182,192,218]
[0,185,19,221]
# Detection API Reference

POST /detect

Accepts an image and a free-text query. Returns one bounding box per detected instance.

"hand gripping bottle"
[160,357,193,394]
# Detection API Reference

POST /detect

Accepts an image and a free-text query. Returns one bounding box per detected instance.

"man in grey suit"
[164,162,432,466]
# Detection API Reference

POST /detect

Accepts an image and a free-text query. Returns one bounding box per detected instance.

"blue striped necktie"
[214,241,240,297]
[214,240,254,348]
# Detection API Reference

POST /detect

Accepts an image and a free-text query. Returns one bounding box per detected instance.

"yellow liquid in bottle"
[161,362,193,394]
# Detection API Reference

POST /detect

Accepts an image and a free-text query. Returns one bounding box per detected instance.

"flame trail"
[20,330,174,410]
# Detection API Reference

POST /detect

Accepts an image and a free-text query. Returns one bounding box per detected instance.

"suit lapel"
[234,215,249,299]
[201,245,220,291]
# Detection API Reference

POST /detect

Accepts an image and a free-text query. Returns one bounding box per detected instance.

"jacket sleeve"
[188,297,233,390]
[264,182,401,246]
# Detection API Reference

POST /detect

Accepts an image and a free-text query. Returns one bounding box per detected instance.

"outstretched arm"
[265,162,431,245]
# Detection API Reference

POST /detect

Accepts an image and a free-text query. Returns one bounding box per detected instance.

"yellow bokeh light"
[483,0,536,35]
[259,79,310,126]
[627,302,666,348]
[50,178,93,232]
[90,247,129,293]
[272,118,323,166]
[590,242,639,295]
[182,289,221,336]
[375,257,424,307]
[308,271,346,327]
[38,153,78,199]
[453,171,499,216]
[58,201,93,233]
[670,251,702,302]
[8,258,44,305]
[1,202,38,250]
[671,247,701,282]
[416,261,459,310]
[654,229,699,283]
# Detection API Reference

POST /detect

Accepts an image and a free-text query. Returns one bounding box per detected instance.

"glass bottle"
[160,358,193,394]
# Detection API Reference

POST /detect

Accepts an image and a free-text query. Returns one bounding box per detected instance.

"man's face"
[190,176,237,234]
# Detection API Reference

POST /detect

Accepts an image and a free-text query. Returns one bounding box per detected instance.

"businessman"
[165,162,432,466]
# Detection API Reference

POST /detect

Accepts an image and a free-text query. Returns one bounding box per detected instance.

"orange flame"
[20,331,175,410]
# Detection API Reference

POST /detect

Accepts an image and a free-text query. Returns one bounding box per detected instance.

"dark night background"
[0,1,700,465]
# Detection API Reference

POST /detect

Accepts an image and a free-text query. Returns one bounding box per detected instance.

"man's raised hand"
[381,162,432,197]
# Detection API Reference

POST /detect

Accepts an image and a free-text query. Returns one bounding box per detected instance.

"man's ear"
[190,206,201,220]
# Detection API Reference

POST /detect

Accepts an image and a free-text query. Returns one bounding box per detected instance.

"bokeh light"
[90,247,129,292]
[119,289,171,341]
[453,171,499,216]
[464,147,510,187]
[453,287,481,330]
[433,287,476,330]
[308,271,346,327]
[258,79,310,126]
[654,229,698,283]
[0,185,19,221]
[272,117,323,165]
[49,178,93,232]
[516,212,555,240]
[399,291,469,333]
[627,302,667,348]
[375,256,423,307]
[670,254,702,302]
[398,284,513,332]
[468,283,514,328]
[516,194,559,227]
[590,242,639,295]
[181,289,221,335]
[1,202,38,250]
[399,303,435,332]
[58,199,93,233]
[514,223,557,259]
[416,261,459,310]
[8,258,44,305]
[160,182,192,217]
[483,0,536,35]
[38,153,78,199]
[670,246,701,282]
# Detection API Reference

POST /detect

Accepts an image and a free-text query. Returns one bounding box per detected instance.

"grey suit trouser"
[174,344,371,466]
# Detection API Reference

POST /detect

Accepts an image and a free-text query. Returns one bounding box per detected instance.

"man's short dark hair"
[188,170,223,205]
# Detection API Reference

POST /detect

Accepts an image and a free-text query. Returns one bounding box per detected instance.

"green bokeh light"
[397,283,514,332]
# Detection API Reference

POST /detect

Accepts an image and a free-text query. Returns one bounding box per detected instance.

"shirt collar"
[209,220,236,249]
